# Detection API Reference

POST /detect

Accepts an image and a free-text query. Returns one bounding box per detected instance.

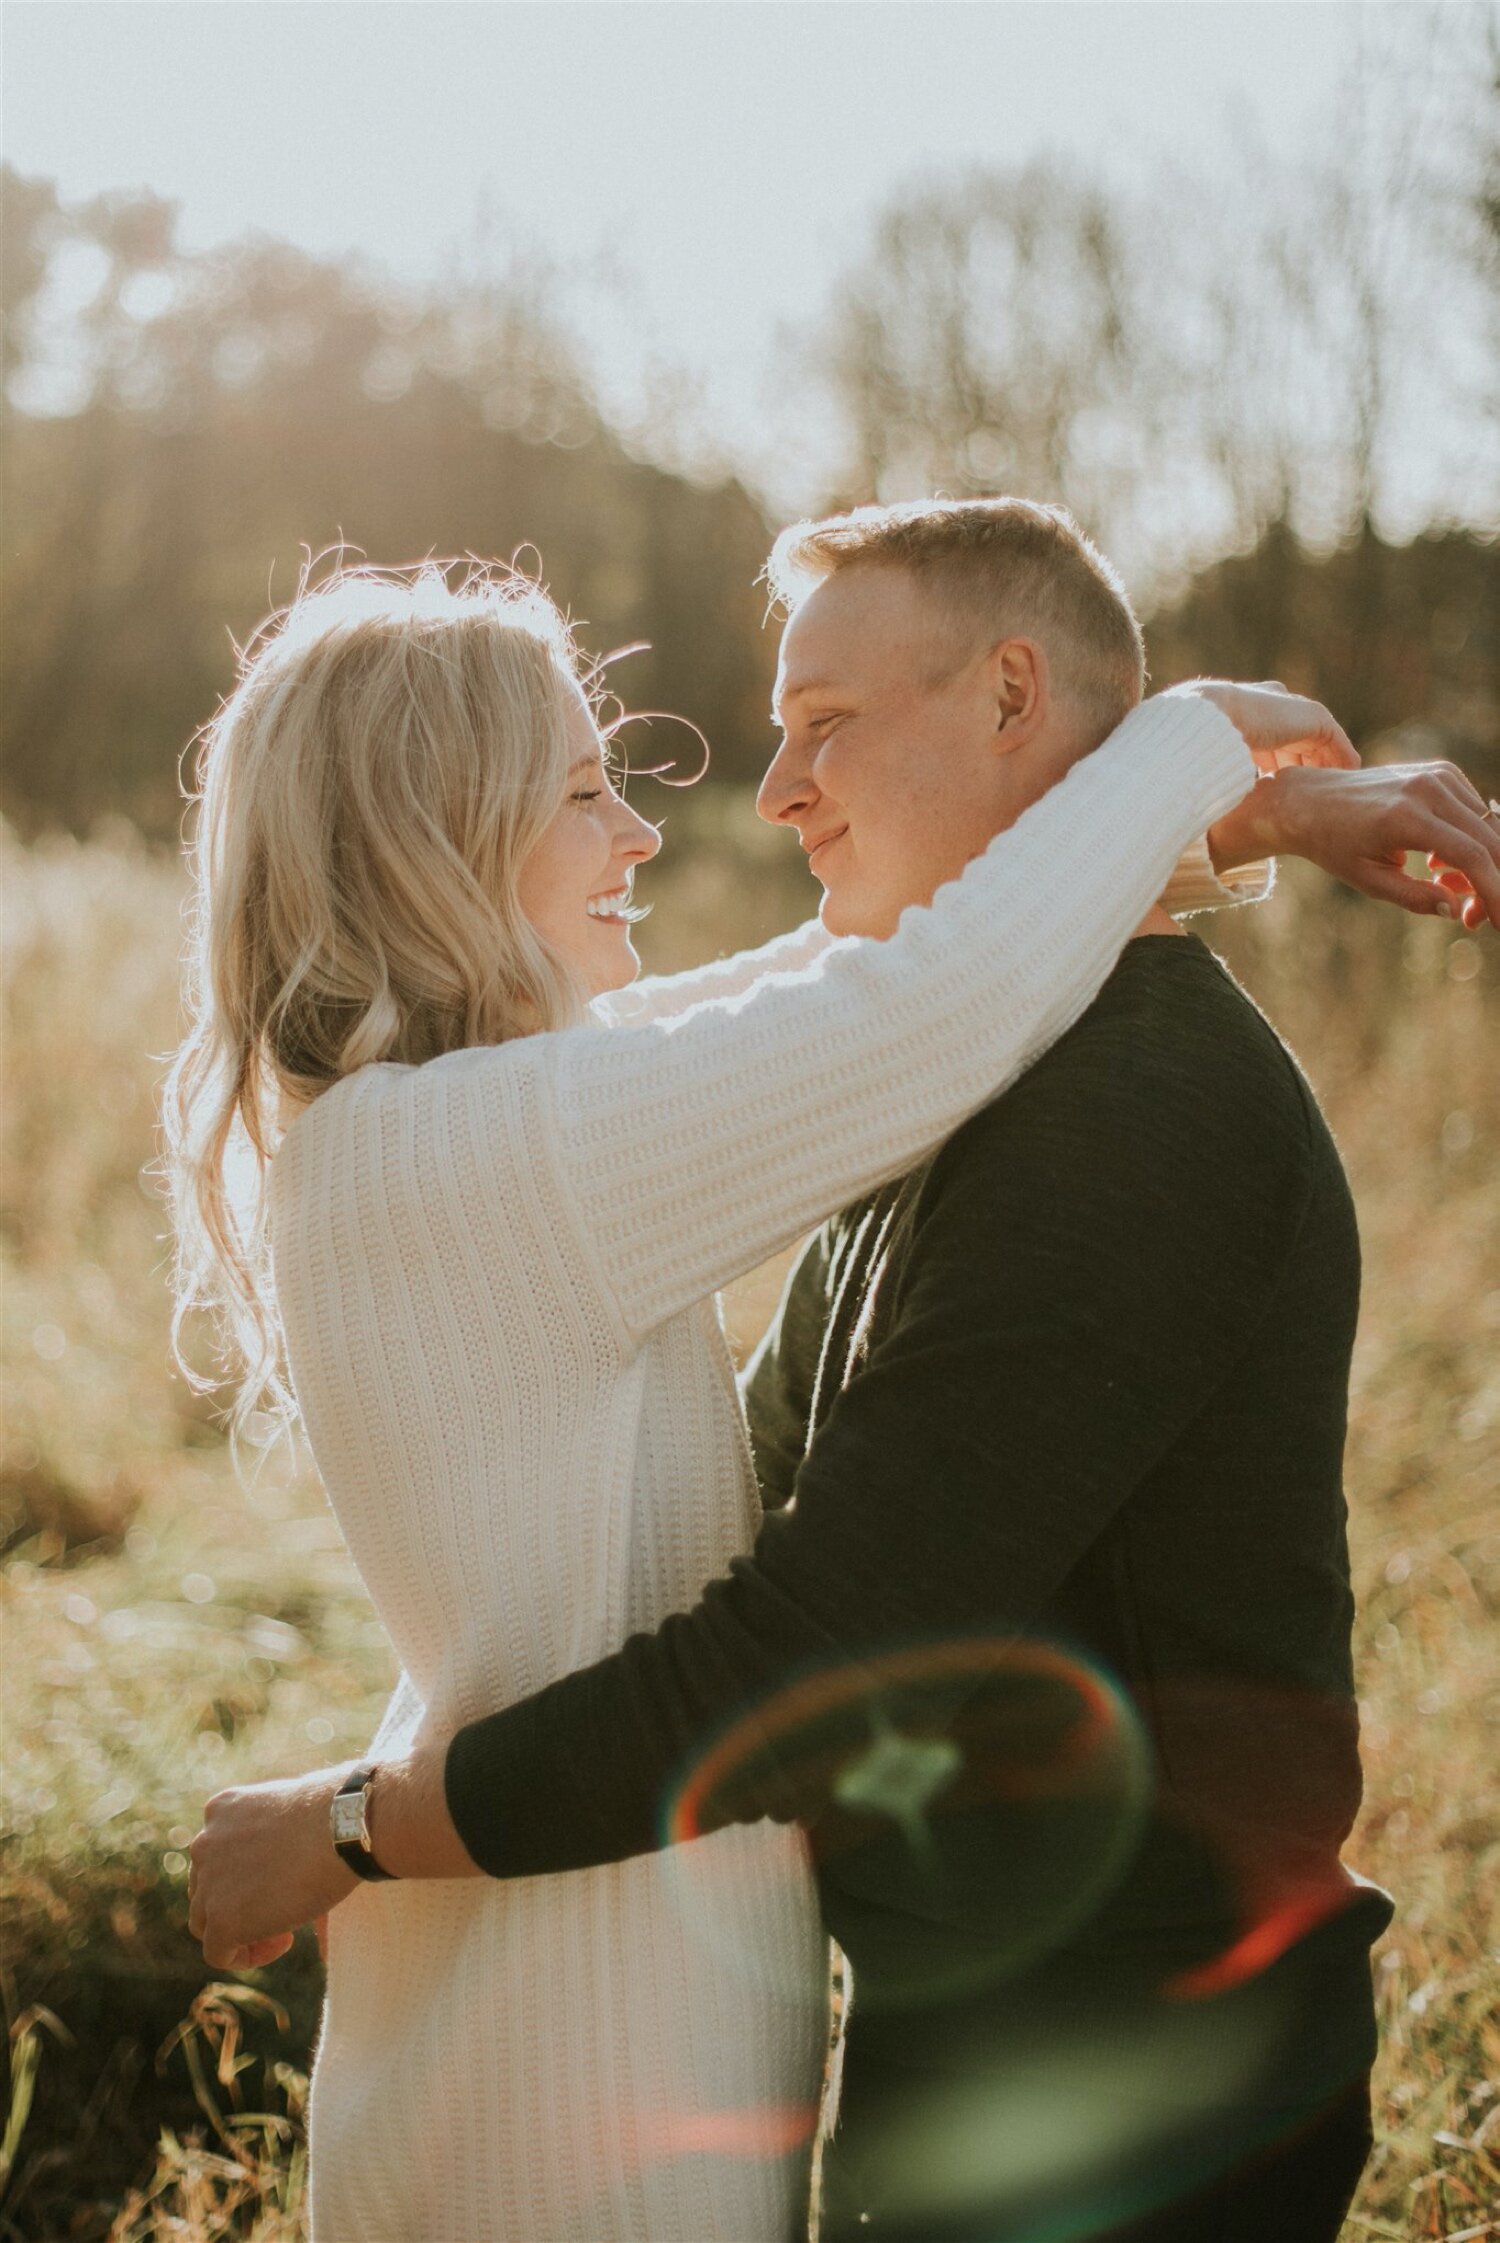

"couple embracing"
[177,498,1499,2243]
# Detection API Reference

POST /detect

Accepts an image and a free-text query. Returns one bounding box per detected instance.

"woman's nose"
[617,799,661,862]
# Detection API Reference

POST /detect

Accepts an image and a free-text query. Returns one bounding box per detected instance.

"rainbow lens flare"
[660,1634,1152,2009]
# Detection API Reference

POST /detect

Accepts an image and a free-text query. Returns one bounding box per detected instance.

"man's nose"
[756,738,816,827]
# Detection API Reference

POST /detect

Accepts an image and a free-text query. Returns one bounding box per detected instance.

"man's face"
[760,567,1036,939]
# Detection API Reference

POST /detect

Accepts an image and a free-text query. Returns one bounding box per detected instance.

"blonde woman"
[168,555,1324,2242]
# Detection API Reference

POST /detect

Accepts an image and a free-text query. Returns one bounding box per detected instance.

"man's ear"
[988,638,1048,754]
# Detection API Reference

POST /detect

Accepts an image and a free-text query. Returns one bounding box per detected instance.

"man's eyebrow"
[770,679,835,718]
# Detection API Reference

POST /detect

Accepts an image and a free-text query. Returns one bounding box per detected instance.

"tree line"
[3,13,1495,837]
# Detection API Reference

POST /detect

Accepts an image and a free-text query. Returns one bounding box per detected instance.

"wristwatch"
[331,1763,396,1882]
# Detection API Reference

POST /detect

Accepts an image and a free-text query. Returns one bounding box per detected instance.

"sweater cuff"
[1163,834,1277,918]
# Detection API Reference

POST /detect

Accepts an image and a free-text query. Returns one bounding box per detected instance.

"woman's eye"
[571,788,603,804]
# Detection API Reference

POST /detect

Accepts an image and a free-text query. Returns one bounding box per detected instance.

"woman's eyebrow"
[567,753,601,776]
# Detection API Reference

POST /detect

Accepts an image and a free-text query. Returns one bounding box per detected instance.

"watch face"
[331,1792,367,1847]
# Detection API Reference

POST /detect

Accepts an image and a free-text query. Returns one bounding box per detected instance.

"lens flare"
[822,1978,1291,2241]
[660,1635,1151,2007]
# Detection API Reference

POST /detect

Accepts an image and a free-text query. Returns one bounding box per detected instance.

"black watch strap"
[331,1762,395,1882]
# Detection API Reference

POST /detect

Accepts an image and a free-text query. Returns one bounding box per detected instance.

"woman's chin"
[583,931,643,998]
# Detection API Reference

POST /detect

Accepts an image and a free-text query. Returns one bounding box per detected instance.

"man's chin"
[819,886,899,942]
[818,889,856,938]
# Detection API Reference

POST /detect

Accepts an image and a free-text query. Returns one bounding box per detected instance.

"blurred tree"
[5,11,1497,839]
[808,159,1156,542]
[0,171,780,835]
[1148,523,1499,787]
[800,14,1498,635]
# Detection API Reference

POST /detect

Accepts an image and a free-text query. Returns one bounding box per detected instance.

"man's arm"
[440,989,1312,1881]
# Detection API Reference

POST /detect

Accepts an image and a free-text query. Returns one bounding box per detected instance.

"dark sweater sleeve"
[445,995,1313,1878]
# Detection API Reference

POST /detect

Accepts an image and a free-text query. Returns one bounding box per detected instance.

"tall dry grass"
[1,814,1496,2241]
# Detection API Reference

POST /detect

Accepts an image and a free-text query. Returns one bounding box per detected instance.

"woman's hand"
[1209,761,1500,930]
[187,1735,480,1970]
[1169,678,1361,775]
[188,1764,362,1971]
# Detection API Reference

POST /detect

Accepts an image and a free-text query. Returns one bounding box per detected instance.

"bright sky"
[2,2,1388,491]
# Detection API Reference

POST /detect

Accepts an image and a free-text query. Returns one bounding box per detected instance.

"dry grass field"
[1,817,1496,2241]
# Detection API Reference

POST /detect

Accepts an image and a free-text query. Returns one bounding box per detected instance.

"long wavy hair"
[162,558,591,1438]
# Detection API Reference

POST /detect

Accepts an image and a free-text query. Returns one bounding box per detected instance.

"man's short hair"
[765,497,1146,747]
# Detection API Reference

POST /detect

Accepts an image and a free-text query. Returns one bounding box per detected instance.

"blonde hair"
[163,558,590,1438]
[765,497,1145,746]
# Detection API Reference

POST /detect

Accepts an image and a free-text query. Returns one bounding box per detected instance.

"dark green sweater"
[446,936,1390,2119]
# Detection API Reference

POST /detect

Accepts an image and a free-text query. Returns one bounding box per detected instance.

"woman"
[167,558,1266,2242]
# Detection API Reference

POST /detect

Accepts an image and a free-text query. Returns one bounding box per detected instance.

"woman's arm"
[480,693,1256,1349]
[598,829,1270,1017]
[595,751,1500,1030]
[1162,834,1274,917]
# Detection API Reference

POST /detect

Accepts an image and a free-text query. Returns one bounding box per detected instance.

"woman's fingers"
[1412,811,1500,926]
[1282,760,1500,927]
[1182,680,1360,773]
[1429,861,1489,927]
[1277,706,1360,772]
[1347,860,1463,917]
[201,1929,297,1973]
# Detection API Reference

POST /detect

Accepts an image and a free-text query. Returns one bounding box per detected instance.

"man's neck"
[1131,902,1188,940]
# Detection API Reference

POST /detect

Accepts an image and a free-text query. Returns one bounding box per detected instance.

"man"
[193,501,1500,2240]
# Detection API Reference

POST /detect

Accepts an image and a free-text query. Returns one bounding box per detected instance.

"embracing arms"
[188,987,1308,1955]
[186,691,1500,1965]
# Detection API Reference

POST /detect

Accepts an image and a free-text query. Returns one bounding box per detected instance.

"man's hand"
[1210,761,1500,930]
[188,1764,361,1970]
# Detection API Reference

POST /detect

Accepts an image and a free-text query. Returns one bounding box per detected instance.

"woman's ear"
[990,639,1047,752]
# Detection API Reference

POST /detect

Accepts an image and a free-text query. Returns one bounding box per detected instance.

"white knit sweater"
[269,698,1257,2243]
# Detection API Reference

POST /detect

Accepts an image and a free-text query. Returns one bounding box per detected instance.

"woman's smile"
[586,875,650,926]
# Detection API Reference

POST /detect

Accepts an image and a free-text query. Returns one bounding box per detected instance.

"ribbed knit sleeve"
[470,696,1254,1347]
[1162,833,1276,917]
[591,917,834,1027]
[597,839,1266,1031]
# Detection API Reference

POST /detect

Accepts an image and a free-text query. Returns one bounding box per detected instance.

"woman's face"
[516,681,661,998]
